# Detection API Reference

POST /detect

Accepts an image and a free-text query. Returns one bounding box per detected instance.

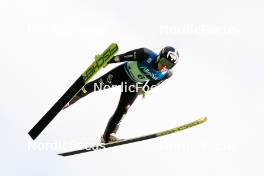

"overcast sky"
[1,0,264,175]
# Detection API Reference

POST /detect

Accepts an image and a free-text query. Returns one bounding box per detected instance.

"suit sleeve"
[108,48,150,63]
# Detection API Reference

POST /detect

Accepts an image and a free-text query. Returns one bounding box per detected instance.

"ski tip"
[58,153,65,157]
[109,43,119,50]
[198,117,208,123]
[111,42,118,47]
[58,153,69,157]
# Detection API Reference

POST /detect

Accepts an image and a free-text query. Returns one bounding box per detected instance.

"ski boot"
[100,133,122,143]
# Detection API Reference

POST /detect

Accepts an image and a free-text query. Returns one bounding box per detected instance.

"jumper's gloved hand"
[130,83,147,99]
[137,87,147,99]
[103,55,120,68]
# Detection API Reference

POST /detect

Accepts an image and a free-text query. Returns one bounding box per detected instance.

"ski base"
[58,117,207,156]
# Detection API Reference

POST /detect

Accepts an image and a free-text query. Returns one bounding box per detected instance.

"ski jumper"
[76,48,172,142]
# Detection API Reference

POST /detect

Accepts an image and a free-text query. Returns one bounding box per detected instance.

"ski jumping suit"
[75,48,172,142]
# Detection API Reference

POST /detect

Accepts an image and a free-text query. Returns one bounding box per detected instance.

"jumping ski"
[58,117,207,157]
[28,43,119,140]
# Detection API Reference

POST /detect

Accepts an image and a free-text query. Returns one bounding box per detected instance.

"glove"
[137,87,147,99]
[103,56,120,68]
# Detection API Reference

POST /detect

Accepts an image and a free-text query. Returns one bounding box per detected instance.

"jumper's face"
[157,62,168,72]
[156,55,176,72]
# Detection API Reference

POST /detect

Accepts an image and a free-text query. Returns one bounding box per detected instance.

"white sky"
[1,0,264,175]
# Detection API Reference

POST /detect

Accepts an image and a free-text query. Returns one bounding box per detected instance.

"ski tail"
[28,43,119,140]
[28,77,83,140]
[58,117,207,156]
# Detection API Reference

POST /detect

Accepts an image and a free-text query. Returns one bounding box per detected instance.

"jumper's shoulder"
[130,47,156,61]
[141,48,158,57]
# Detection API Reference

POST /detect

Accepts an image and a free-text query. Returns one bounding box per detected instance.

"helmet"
[158,46,179,69]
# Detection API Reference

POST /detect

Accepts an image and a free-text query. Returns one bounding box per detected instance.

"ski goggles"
[158,56,175,69]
